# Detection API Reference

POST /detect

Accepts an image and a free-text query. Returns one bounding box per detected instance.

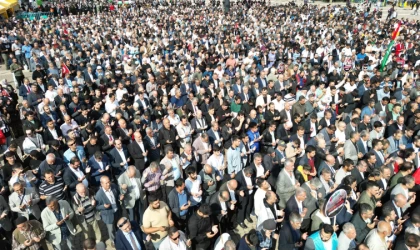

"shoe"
[246,217,254,223]
[239,222,248,229]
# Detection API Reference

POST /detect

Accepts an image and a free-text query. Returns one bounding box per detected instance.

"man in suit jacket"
[144,128,161,163]
[235,167,255,229]
[279,212,306,250]
[350,203,375,243]
[100,126,117,155]
[41,197,78,250]
[128,132,149,172]
[345,118,359,140]
[43,119,63,144]
[357,131,371,156]
[63,157,90,197]
[95,176,122,245]
[19,80,32,100]
[209,190,231,232]
[88,151,111,186]
[344,132,362,165]
[301,179,320,227]
[276,122,292,143]
[387,131,404,156]
[115,217,147,250]
[284,188,310,231]
[110,139,131,177]
[118,166,144,225]
[276,160,299,209]
[9,183,41,220]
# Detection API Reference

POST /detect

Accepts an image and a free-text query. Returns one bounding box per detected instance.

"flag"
[36,0,43,6]
[61,62,70,78]
[380,22,401,72]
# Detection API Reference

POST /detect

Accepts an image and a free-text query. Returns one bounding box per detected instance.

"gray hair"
[295,187,306,196]
[46,153,56,161]
[46,196,58,205]
[360,130,368,138]
[289,212,302,223]
[316,133,324,140]
[309,177,322,189]
[149,161,159,170]
[342,222,355,234]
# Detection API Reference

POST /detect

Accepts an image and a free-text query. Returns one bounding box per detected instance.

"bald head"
[76,183,87,196]
[377,221,391,236]
[227,180,238,190]
[326,155,335,164]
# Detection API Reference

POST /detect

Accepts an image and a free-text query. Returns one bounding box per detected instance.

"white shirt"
[105,100,119,117]
[48,128,59,140]
[69,167,88,187]
[137,141,147,162]
[254,188,268,217]
[227,186,237,202]
[255,164,265,178]
[310,122,317,137]
[103,188,118,212]
[117,148,128,167]
[129,177,141,199]
[243,171,253,194]
[295,196,303,213]
[335,168,350,184]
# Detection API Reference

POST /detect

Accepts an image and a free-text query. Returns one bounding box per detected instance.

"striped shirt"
[39,176,66,200]
[73,193,95,223]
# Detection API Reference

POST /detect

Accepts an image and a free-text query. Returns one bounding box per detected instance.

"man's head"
[289,212,302,230]
[15,216,29,232]
[117,217,132,233]
[100,176,111,191]
[148,194,161,209]
[360,203,374,220]
[295,187,307,202]
[377,221,392,239]
[265,190,278,205]
[46,196,59,211]
[319,224,334,242]
[342,222,357,240]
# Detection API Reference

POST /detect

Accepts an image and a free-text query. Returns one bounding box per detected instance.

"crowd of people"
[0,0,419,250]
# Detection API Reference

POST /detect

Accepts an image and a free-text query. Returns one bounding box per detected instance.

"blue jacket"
[247,129,261,152]
[306,231,338,250]
[115,221,147,250]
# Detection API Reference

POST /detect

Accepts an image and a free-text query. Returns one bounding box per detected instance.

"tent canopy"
[0,5,6,13]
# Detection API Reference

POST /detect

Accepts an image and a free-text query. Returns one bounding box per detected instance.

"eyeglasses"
[171,235,180,241]
[118,218,128,228]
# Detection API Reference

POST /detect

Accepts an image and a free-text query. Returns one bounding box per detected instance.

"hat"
[267,148,275,154]
[97,66,102,70]
[278,140,286,147]
[262,219,277,231]
[15,216,27,226]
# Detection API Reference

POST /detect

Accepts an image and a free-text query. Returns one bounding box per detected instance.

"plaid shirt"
[12,221,46,250]
[256,230,273,249]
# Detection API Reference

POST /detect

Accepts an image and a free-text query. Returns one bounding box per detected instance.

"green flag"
[380,40,395,72]
[36,0,43,6]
